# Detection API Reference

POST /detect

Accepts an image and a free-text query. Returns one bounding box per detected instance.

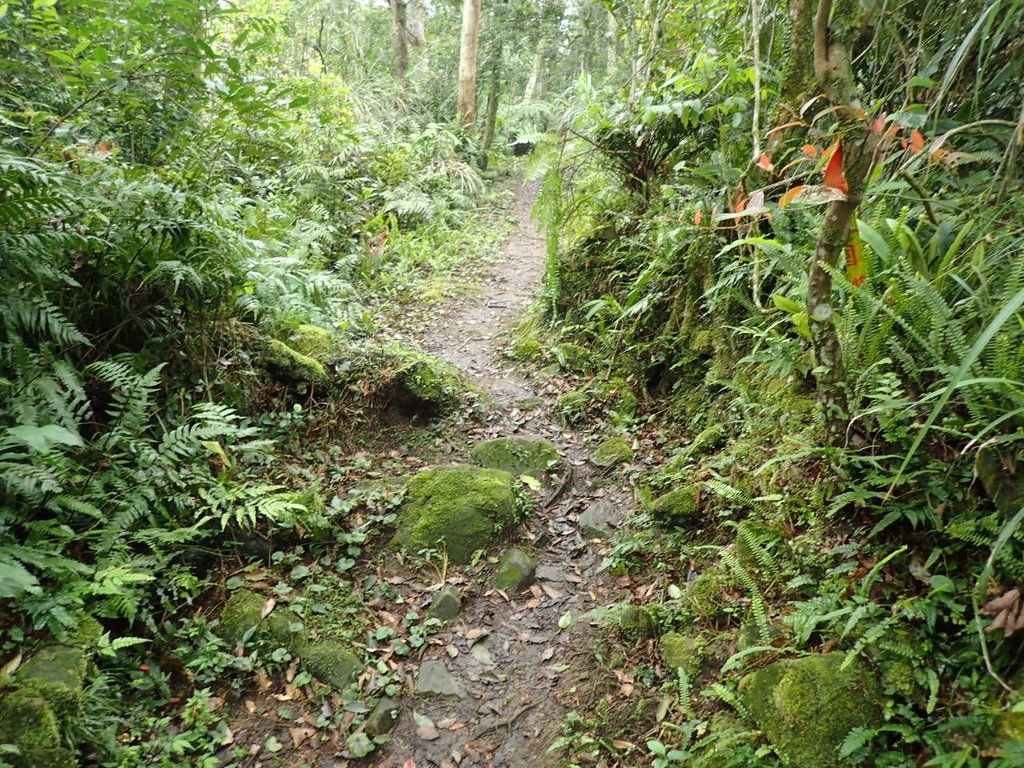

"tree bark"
[456,0,482,127]
[389,0,409,81]
[806,0,877,446]
[480,48,502,170]
[408,0,424,46]
[606,11,618,78]
[523,38,543,103]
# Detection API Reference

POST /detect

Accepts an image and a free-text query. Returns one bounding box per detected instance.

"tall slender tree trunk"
[389,0,409,81]
[606,11,618,77]
[408,0,424,45]
[806,0,877,445]
[480,48,503,170]
[523,38,543,103]
[457,0,482,127]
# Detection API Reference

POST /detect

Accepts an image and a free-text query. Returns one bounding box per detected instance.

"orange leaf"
[802,144,819,158]
[778,185,808,208]
[872,113,887,134]
[823,140,848,194]
[735,197,748,213]
[694,209,703,225]
[910,129,925,153]
[757,152,773,171]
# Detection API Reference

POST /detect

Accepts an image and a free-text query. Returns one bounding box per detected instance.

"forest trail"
[376,182,629,768]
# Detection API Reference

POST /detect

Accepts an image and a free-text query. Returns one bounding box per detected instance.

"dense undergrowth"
[520,1,1024,766]
[0,0,553,764]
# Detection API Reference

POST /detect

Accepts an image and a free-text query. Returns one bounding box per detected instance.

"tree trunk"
[806,0,876,446]
[456,0,481,127]
[390,0,409,81]
[480,49,503,170]
[408,0,424,46]
[523,38,543,103]
[606,11,617,78]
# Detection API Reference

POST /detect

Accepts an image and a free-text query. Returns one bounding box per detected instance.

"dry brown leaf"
[260,597,276,619]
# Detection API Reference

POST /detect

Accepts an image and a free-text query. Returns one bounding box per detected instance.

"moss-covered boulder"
[649,484,702,528]
[471,436,561,482]
[660,632,700,675]
[511,337,544,362]
[0,687,76,768]
[685,567,735,620]
[260,339,328,384]
[738,654,883,768]
[557,389,589,423]
[216,589,299,649]
[619,605,658,639]
[393,465,522,563]
[302,640,362,690]
[286,324,341,362]
[365,344,466,416]
[17,645,88,720]
[493,548,537,592]
[593,437,633,468]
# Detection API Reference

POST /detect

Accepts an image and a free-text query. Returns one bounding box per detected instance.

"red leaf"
[910,129,925,153]
[757,152,773,171]
[822,140,848,194]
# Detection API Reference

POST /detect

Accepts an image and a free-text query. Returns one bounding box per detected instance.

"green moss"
[301,640,362,690]
[493,548,537,592]
[17,646,87,720]
[65,615,103,648]
[738,654,883,768]
[0,687,76,768]
[512,338,544,361]
[261,339,328,384]
[660,632,701,676]
[619,605,658,639]
[382,345,465,412]
[593,377,639,418]
[649,484,702,527]
[471,436,561,481]
[686,568,734,619]
[287,324,340,362]
[593,437,633,468]
[392,465,522,563]
[216,589,299,649]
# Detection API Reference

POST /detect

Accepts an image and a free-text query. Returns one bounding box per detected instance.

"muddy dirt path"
[376,182,629,768]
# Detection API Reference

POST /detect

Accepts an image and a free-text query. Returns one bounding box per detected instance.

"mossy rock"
[65,615,103,648]
[619,605,658,639]
[216,589,299,650]
[553,343,593,374]
[286,324,341,363]
[392,465,522,563]
[511,338,544,362]
[365,696,402,737]
[374,344,466,415]
[685,568,735,619]
[660,632,700,675]
[738,654,883,768]
[17,645,88,720]
[301,640,363,690]
[0,687,76,768]
[471,436,562,482]
[593,377,639,419]
[493,548,537,592]
[427,586,462,622]
[260,338,328,384]
[593,437,633,468]
[666,425,728,470]
[649,484,702,528]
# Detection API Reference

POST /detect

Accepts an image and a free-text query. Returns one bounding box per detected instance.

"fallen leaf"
[404,759,417,768]
[757,152,773,171]
[802,143,819,158]
[910,129,925,153]
[261,597,276,619]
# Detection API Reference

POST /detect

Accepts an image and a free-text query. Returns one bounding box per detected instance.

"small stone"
[493,548,537,592]
[535,564,563,582]
[579,499,624,539]
[301,641,362,690]
[619,606,658,639]
[592,437,633,468]
[428,586,463,622]
[416,660,464,699]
